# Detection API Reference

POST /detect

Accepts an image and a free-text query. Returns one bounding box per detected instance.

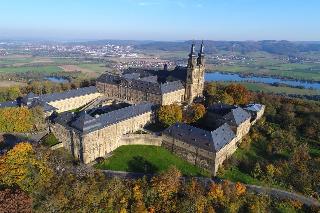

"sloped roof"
[71,112,102,132]
[244,103,264,112]
[160,81,185,93]
[0,100,18,108]
[29,99,58,112]
[56,103,154,134]
[210,123,236,151]
[97,73,185,95]
[96,103,154,128]
[39,86,98,103]
[224,107,251,126]
[140,75,158,83]
[163,122,236,152]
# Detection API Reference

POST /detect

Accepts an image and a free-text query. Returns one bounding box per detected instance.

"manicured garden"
[95,145,210,177]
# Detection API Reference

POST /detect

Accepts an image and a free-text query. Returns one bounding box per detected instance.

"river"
[205,72,320,90]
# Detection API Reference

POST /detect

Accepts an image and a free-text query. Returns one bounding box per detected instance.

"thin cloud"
[138,1,160,6]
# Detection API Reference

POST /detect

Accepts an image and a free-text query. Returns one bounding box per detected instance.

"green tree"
[6,86,21,101]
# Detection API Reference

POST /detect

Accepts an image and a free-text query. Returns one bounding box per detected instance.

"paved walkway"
[102,170,320,207]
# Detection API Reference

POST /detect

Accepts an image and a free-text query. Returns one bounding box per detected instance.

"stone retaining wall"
[119,134,162,147]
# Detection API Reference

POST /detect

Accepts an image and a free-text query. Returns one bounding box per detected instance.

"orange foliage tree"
[0,188,32,213]
[0,107,33,132]
[185,103,206,123]
[157,104,183,127]
[0,142,53,192]
[225,83,251,105]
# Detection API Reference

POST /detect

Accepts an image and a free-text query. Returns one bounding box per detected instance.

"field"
[0,65,63,73]
[0,55,113,79]
[95,145,210,177]
[220,82,320,96]
[0,80,27,88]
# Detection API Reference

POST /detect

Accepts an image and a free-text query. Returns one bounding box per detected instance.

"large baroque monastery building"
[0,43,265,175]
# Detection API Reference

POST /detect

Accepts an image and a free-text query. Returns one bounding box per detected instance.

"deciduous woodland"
[0,83,319,212]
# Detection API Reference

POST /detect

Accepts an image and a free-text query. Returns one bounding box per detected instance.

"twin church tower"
[185,41,205,103]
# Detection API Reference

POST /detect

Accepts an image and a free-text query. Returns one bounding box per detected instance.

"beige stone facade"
[48,92,101,113]
[52,108,154,164]
[161,89,185,105]
[162,135,216,172]
[96,81,162,105]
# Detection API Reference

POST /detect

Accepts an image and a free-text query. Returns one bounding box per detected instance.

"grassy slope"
[239,82,319,95]
[219,82,320,96]
[41,133,60,147]
[95,145,210,177]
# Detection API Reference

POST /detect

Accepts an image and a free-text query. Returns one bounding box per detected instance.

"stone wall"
[162,89,185,105]
[214,137,239,174]
[234,119,251,141]
[251,105,265,125]
[51,123,82,159]
[48,92,101,113]
[97,82,162,105]
[81,111,154,163]
[52,111,154,164]
[162,135,216,173]
[119,134,162,146]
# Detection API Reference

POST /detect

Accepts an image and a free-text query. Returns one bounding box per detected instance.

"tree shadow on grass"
[128,156,158,174]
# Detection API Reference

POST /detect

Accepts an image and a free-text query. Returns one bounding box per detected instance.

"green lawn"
[77,63,107,73]
[0,65,63,73]
[41,133,60,147]
[219,166,263,185]
[0,57,34,66]
[95,145,210,177]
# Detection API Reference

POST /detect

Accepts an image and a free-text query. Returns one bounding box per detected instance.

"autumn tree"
[204,82,217,96]
[185,103,206,123]
[225,83,251,105]
[157,104,183,127]
[131,184,147,213]
[0,142,53,192]
[0,107,33,132]
[150,166,181,211]
[0,188,32,213]
[6,86,22,101]
[206,91,234,106]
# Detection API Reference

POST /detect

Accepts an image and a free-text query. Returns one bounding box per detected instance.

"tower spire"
[188,43,197,68]
[197,41,205,66]
[189,43,196,57]
[200,40,204,54]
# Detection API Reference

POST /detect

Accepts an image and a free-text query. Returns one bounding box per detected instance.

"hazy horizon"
[1,0,320,41]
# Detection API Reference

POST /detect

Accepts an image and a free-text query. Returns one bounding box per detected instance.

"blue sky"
[0,0,319,41]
